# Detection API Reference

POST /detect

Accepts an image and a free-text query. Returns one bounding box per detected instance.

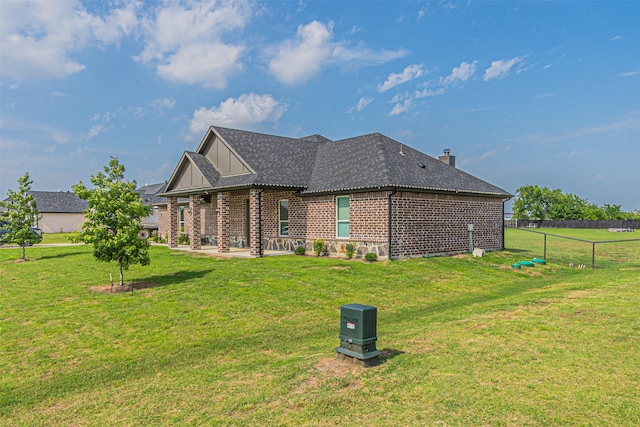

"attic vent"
[418,162,426,168]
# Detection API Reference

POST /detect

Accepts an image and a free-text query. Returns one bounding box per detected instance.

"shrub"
[364,252,378,262]
[313,239,325,256]
[294,246,305,255]
[178,233,190,245]
[345,243,356,259]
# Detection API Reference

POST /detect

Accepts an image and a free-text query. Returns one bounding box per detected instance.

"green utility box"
[336,303,381,361]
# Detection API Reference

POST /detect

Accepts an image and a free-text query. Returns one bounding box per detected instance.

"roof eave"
[300,184,512,198]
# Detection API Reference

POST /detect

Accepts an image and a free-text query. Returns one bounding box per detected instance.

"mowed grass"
[1,230,638,426]
[505,228,640,270]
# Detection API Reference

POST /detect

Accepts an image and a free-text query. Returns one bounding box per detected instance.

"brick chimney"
[439,149,455,167]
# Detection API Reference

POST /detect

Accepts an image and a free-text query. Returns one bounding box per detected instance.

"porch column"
[167,197,178,248]
[189,195,201,250]
[217,192,230,253]
[249,188,262,257]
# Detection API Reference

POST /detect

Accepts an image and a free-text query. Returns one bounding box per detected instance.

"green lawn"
[1,230,638,426]
[40,232,76,244]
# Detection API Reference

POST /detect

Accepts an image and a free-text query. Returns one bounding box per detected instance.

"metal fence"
[504,227,640,270]
[505,219,640,230]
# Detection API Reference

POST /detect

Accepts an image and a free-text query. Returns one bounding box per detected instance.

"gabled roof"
[305,133,509,196]
[23,191,88,213]
[160,126,512,198]
[135,182,167,206]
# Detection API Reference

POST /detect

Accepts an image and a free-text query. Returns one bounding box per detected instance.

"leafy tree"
[513,185,552,220]
[514,184,637,220]
[600,204,626,220]
[72,157,152,287]
[0,173,41,260]
[547,192,588,220]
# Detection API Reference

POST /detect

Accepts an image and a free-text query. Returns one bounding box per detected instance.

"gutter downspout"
[502,199,506,250]
[258,188,264,257]
[388,189,398,260]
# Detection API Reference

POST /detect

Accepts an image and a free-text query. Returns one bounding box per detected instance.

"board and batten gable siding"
[203,136,252,177]
[173,162,208,190]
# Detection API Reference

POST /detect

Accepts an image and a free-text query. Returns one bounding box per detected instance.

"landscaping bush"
[345,243,356,259]
[364,252,378,262]
[294,246,305,255]
[313,239,325,256]
[178,233,190,245]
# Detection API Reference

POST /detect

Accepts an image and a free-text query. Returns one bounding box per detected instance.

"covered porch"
[165,188,265,257]
[167,244,292,258]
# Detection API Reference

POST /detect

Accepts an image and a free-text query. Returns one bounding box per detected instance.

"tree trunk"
[119,258,124,287]
[21,244,26,260]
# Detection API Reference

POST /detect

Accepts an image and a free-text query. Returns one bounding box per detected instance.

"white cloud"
[150,97,176,109]
[137,0,250,88]
[268,21,333,85]
[390,92,409,103]
[378,64,426,92]
[509,110,640,145]
[356,97,374,112]
[414,87,445,99]
[268,20,407,85]
[83,124,107,140]
[0,0,138,80]
[440,61,478,86]
[331,44,407,67]
[534,93,555,100]
[610,35,623,41]
[619,70,640,78]
[388,99,414,116]
[189,93,287,135]
[0,117,72,145]
[458,150,497,167]
[483,56,525,81]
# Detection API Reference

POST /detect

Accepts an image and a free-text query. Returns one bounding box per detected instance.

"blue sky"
[1,0,639,211]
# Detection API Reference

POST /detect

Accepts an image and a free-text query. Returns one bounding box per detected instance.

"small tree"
[0,173,41,260]
[72,157,152,287]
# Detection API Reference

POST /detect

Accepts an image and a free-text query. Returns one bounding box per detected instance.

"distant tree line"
[513,185,640,221]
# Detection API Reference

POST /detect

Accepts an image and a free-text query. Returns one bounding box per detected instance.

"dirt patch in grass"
[315,357,363,377]
[89,282,160,293]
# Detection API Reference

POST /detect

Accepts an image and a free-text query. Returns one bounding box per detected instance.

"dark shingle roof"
[162,126,512,198]
[135,182,167,205]
[305,133,509,196]
[25,191,88,213]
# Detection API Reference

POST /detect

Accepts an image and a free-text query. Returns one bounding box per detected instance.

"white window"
[179,206,185,231]
[279,200,289,236]
[336,196,350,238]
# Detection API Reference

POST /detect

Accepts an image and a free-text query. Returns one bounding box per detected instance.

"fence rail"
[505,227,640,270]
[505,219,640,230]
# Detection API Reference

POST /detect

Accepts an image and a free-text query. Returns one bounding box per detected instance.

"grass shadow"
[379,348,405,363]
[89,269,217,293]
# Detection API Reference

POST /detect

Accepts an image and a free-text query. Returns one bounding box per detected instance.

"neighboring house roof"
[135,182,167,206]
[18,191,89,213]
[161,126,512,199]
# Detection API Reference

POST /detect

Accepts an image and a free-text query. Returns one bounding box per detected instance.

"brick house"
[158,126,512,259]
